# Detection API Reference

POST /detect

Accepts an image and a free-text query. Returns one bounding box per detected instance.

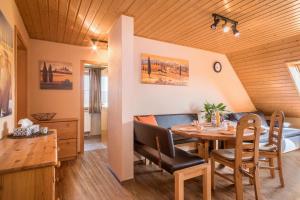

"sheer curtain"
[89,68,102,113]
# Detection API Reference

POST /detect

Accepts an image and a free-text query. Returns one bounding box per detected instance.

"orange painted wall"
[0,0,30,138]
[28,39,108,143]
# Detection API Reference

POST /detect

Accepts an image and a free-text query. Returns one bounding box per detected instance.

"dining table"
[171,123,262,161]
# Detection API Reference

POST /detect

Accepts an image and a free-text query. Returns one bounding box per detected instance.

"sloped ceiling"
[227,34,300,117]
[15,0,300,53]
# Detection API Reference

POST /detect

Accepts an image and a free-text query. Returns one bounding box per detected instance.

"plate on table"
[220,130,235,135]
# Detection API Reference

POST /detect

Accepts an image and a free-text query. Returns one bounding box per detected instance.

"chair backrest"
[235,114,262,168]
[134,120,175,158]
[269,111,285,152]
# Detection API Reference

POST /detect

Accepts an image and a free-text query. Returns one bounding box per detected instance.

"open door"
[15,28,28,123]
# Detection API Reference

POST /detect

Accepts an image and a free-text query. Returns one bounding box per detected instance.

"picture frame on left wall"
[0,10,13,118]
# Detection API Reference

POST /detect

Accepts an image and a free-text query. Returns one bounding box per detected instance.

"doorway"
[80,61,108,152]
[15,28,28,123]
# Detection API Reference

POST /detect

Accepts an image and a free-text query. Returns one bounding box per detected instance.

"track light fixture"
[211,13,240,37]
[91,38,108,51]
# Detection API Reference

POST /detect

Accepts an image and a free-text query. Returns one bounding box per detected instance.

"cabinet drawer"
[58,139,77,160]
[41,121,77,139]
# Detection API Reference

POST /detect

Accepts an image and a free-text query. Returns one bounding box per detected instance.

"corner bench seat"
[225,111,300,153]
[135,142,205,173]
[136,113,200,145]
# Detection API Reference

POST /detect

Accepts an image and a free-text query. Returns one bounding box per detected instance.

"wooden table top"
[0,130,58,174]
[172,124,253,141]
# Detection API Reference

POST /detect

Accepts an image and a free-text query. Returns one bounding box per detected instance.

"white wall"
[108,15,134,181]
[0,0,30,138]
[133,36,255,115]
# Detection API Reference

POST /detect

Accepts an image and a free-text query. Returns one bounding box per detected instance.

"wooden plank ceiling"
[227,34,300,117]
[15,0,300,53]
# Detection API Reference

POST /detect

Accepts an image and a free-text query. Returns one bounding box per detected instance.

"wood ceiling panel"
[15,0,300,52]
[228,34,300,117]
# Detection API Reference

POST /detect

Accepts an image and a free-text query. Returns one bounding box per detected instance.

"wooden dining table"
[171,124,259,161]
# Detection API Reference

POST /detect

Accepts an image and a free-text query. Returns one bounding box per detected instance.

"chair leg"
[253,167,262,200]
[203,162,212,200]
[211,156,215,190]
[269,158,275,178]
[278,153,285,187]
[175,173,184,200]
[234,169,244,200]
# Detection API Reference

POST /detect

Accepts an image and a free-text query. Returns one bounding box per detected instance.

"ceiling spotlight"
[211,18,220,30]
[91,38,108,50]
[91,39,98,51]
[232,23,240,37]
[222,21,230,33]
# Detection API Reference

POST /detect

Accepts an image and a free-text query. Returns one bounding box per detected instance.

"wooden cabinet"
[0,132,58,200]
[37,118,78,161]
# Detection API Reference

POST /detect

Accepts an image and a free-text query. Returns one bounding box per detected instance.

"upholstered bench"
[134,120,211,200]
[135,113,199,145]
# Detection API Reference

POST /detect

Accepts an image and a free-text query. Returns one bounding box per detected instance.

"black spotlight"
[211,18,220,30]
[232,23,240,37]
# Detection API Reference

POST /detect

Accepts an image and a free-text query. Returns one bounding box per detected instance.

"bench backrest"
[134,120,175,158]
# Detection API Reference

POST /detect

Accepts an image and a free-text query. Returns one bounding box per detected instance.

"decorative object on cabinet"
[39,60,73,90]
[141,53,189,86]
[0,11,13,118]
[35,118,78,161]
[31,112,56,121]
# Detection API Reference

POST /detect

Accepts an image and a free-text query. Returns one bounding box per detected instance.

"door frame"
[14,26,28,125]
[80,60,105,153]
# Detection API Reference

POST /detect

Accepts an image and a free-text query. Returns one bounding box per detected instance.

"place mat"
[176,127,200,132]
[7,130,53,139]
[219,130,235,135]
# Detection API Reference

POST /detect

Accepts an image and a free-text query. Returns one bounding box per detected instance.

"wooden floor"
[59,149,300,200]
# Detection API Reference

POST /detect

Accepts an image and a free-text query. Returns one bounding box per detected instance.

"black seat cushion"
[135,142,205,174]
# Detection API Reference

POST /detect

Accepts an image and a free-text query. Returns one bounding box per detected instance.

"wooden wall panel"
[227,34,300,117]
[15,0,300,53]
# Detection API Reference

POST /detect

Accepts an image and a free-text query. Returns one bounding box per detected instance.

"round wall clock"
[213,62,222,73]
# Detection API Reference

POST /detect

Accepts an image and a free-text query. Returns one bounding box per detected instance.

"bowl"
[31,113,56,121]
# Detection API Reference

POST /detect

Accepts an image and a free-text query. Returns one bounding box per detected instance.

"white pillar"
[107,15,134,181]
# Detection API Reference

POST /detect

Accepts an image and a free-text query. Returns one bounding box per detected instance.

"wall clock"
[213,62,222,73]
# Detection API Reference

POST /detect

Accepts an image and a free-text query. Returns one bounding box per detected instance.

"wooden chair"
[211,114,262,200]
[134,120,211,200]
[259,111,285,187]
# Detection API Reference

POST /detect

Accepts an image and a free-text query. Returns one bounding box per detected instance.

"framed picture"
[39,61,73,90]
[0,11,13,118]
[141,53,189,86]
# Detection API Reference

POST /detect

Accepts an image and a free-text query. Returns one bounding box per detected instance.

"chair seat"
[259,143,277,152]
[135,142,205,174]
[212,149,253,161]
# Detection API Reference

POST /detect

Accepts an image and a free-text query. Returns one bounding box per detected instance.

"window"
[288,63,300,93]
[84,74,90,108]
[84,70,108,109]
[101,76,108,107]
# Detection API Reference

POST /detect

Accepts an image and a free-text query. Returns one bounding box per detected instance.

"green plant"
[202,102,227,122]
